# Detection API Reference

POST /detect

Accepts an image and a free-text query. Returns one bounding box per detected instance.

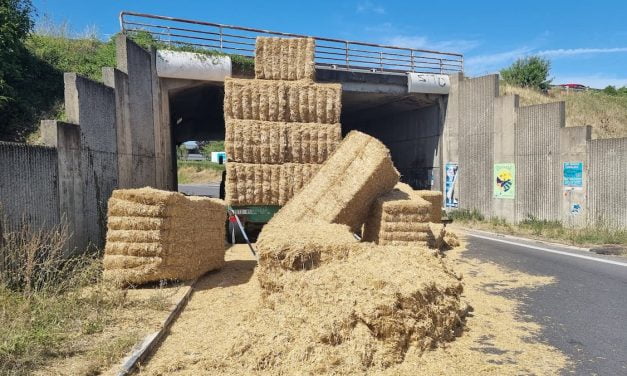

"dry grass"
[177,165,223,184]
[138,242,568,375]
[501,83,627,139]
[0,219,180,375]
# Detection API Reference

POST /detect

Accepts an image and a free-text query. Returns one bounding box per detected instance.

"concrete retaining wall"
[0,142,60,232]
[0,35,175,253]
[588,137,627,228]
[445,73,627,228]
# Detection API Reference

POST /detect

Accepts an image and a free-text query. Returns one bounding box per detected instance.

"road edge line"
[459,227,591,252]
[468,232,627,267]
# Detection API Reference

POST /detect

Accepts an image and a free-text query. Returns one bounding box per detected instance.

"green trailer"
[227,205,281,243]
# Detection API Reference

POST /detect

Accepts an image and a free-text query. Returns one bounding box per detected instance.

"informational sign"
[494,163,515,199]
[563,162,583,189]
[445,163,459,208]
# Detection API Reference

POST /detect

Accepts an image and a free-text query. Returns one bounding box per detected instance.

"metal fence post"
[410,50,414,72]
[345,41,350,69]
[219,26,223,51]
[379,51,383,71]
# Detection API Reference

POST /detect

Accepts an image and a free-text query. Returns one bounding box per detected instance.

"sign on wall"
[494,163,515,199]
[563,162,583,189]
[445,162,459,207]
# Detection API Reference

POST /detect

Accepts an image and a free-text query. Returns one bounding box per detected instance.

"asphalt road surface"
[178,183,220,197]
[465,231,627,375]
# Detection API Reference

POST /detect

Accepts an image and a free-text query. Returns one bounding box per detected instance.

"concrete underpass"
[167,67,448,191]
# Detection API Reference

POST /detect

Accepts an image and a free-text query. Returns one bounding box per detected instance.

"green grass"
[450,210,627,247]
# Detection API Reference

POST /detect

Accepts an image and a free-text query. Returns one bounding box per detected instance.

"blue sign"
[563,162,583,188]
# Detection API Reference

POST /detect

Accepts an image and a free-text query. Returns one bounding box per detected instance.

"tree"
[0,0,40,141]
[602,85,618,95]
[500,56,552,91]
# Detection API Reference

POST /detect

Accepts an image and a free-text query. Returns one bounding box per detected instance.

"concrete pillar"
[116,35,157,188]
[64,73,118,250]
[492,95,519,222]
[103,67,133,188]
[150,47,174,190]
[440,73,461,209]
[560,126,591,227]
[41,120,85,254]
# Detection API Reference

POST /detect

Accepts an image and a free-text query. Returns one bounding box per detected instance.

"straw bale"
[231,243,465,371]
[224,119,341,164]
[415,190,443,222]
[224,78,341,124]
[103,188,226,285]
[254,37,315,81]
[272,131,399,232]
[225,162,321,205]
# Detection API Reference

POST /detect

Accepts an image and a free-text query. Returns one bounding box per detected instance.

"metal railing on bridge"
[119,11,464,75]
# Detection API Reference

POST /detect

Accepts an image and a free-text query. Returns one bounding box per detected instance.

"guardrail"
[120,11,463,75]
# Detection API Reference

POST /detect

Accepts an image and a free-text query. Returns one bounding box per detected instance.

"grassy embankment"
[449,208,627,251]
[501,83,627,139]
[0,219,179,375]
[177,160,225,184]
[10,23,252,143]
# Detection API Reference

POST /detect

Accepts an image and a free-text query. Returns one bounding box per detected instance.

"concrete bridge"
[2,12,625,253]
[121,11,462,189]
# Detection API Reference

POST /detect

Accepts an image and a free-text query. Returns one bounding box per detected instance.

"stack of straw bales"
[224,37,342,206]
[103,188,226,285]
[363,182,445,247]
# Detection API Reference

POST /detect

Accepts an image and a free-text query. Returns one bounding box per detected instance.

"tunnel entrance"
[342,91,444,190]
[166,78,445,193]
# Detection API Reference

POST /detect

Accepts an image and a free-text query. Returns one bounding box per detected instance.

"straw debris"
[225,162,321,205]
[225,119,341,164]
[224,78,341,124]
[254,37,315,81]
[103,188,226,285]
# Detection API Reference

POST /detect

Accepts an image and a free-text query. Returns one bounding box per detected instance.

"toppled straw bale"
[103,188,226,285]
[254,37,315,81]
[224,78,341,124]
[415,190,443,223]
[225,119,341,164]
[231,243,465,372]
[271,131,399,232]
[225,162,321,205]
[363,184,448,248]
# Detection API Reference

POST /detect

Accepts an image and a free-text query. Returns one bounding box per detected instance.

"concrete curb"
[115,279,197,376]
[459,227,592,252]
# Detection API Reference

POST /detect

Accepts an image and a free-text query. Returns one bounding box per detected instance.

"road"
[178,183,220,197]
[465,231,627,375]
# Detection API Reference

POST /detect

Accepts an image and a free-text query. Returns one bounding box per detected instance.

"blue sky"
[33,0,627,88]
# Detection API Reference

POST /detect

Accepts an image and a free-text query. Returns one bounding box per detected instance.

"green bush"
[500,56,552,91]
[448,208,485,222]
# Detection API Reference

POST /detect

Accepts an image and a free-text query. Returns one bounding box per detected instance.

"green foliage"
[602,85,627,96]
[448,208,485,222]
[500,56,552,91]
[201,140,225,157]
[177,160,226,172]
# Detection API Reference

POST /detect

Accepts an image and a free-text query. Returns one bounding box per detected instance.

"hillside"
[501,83,627,139]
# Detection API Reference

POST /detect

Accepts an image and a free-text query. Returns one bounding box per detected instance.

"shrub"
[500,56,552,91]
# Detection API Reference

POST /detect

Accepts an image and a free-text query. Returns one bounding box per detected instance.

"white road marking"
[469,233,627,268]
